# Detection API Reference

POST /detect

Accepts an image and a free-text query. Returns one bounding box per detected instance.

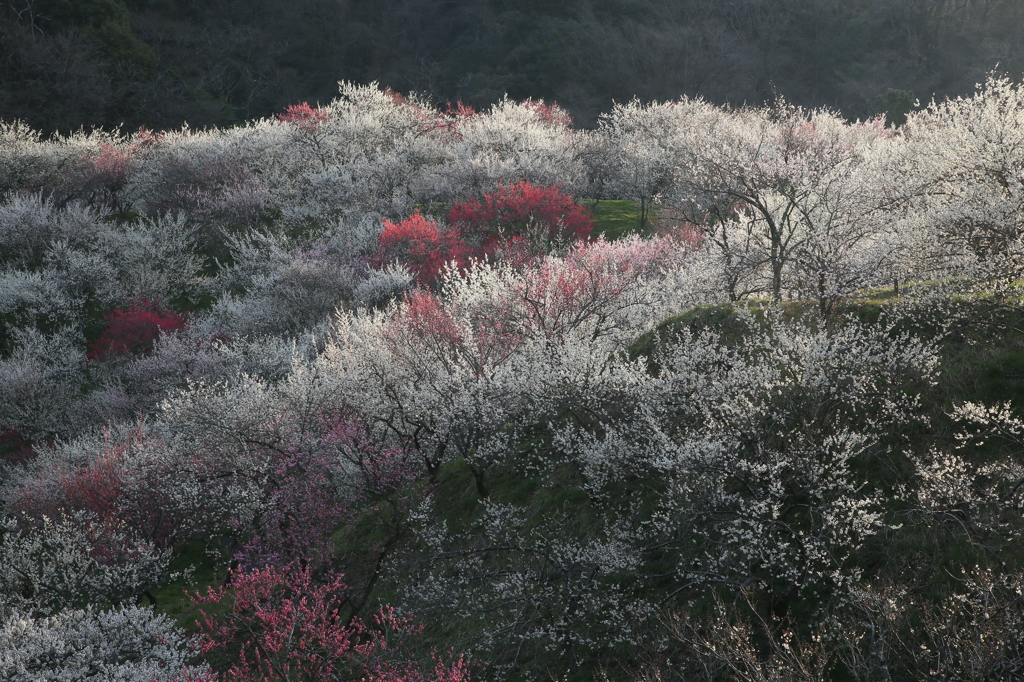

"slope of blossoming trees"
[2,75,1024,680]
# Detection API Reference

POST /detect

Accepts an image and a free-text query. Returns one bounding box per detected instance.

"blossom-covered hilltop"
[3,78,1024,681]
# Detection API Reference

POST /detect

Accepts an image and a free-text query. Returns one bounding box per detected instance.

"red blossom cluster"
[190,563,473,682]
[448,181,593,259]
[376,211,470,286]
[443,102,477,120]
[88,299,186,361]
[277,102,331,133]
[377,182,594,286]
[9,424,182,548]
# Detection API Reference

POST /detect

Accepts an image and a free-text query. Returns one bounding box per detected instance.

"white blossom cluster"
[53,83,586,230]
[0,512,169,619]
[318,235,703,480]
[0,507,202,681]
[885,75,1024,293]
[0,605,208,682]
[391,310,938,671]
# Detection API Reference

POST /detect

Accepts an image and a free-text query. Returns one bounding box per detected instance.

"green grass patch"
[152,539,231,629]
[974,349,1024,404]
[588,199,653,240]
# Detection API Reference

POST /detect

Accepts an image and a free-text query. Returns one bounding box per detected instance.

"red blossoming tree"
[375,210,469,286]
[447,181,593,262]
[88,299,185,361]
[276,102,331,132]
[376,184,594,287]
[190,563,474,682]
[8,423,186,549]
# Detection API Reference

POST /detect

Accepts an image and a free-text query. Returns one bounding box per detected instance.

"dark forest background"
[2,0,1023,134]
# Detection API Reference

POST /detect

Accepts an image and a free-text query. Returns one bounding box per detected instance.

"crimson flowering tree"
[8,423,186,549]
[376,185,595,289]
[190,563,473,682]
[88,298,185,360]
[375,210,469,286]
[522,100,573,128]
[277,102,331,132]
[447,181,593,261]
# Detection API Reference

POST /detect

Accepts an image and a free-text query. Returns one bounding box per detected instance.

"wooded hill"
[3,0,1024,134]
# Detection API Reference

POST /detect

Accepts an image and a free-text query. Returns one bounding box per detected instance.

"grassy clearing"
[588,199,653,240]
[151,539,231,628]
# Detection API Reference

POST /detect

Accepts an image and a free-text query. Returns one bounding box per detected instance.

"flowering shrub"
[0,328,85,441]
[181,173,275,236]
[88,299,186,360]
[89,143,133,198]
[522,100,573,128]
[77,330,224,426]
[277,102,331,132]
[190,563,473,682]
[7,423,188,549]
[447,181,593,260]
[0,512,169,617]
[375,184,595,287]
[233,442,345,571]
[201,232,362,336]
[83,127,162,214]
[326,235,697,496]
[353,262,415,308]
[434,101,477,137]
[1,604,207,682]
[376,210,469,286]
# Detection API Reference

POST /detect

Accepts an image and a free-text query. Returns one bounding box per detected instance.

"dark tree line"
[2,0,1023,134]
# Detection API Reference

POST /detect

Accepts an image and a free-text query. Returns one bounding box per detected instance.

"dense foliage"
[3,0,1024,133]
[3,77,1024,680]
